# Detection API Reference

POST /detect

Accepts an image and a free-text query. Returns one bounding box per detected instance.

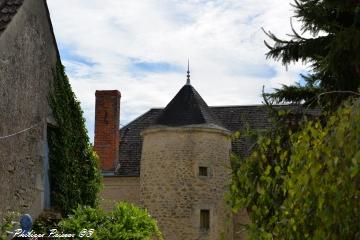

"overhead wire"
[0,121,43,140]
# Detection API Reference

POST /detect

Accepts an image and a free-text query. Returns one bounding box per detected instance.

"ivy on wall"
[48,63,101,215]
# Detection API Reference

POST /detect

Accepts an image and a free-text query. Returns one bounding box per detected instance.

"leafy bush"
[0,212,19,240]
[58,202,163,240]
[230,100,360,239]
[32,211,62,235]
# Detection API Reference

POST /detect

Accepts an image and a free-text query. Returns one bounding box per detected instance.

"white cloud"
[47,0,307,142]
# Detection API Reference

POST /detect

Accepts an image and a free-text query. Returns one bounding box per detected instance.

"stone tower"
[140,78,233,239]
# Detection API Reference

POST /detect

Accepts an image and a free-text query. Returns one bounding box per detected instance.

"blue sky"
[129,59,183,75]
[47,0,308,142]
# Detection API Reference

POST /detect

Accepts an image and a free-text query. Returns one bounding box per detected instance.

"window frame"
[198,166,209,177]
[200,209,210,231]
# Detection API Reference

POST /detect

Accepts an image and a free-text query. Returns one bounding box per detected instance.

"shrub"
[0,212,19,240]
[58,202,163,240]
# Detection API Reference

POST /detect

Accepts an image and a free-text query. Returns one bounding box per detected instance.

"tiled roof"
[155,84,224,128]
[118,109,162,176]
[0,0,24,37]
[117,105,319,176]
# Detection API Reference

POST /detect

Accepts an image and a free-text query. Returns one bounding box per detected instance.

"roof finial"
[186,59,190,85]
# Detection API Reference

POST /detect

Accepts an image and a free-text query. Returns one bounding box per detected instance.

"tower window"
[200,209,210,230]
[199,167,208,177]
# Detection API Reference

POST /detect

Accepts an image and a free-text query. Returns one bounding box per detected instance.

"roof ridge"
[120,108,159,130]
[209,104,299,108]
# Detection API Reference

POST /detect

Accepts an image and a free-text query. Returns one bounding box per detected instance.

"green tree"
[230,2,360,238]
[230,100,360,239]
[264,0,360,107]
[276,100,360,239]
[58,202,163,240]
[229,105,309,239]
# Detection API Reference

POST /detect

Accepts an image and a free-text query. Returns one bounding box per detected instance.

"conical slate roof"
[155,84,224,128]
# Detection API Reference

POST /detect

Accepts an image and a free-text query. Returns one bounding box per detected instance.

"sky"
[47,0,309,142]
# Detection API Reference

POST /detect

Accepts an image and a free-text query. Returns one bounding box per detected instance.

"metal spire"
[186,59,190,85]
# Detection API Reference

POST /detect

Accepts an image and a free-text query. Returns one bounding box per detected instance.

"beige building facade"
[140,126,232,239]
[0,0,60,220]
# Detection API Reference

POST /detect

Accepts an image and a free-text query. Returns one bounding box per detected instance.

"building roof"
[117,104,319,176]
[0,0,24,36]
[155,84,224,128]
[0,0,62,68]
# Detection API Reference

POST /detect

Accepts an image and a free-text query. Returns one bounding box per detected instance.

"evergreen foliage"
[58,202,163,240]
[229,99,360,239]
[230,1,360,238]
[48,63,101,215]
[264,0,360,107]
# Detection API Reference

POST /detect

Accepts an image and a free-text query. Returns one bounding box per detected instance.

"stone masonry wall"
[140,126,233,240]
[0,0,58,219]
[100,176,140,211]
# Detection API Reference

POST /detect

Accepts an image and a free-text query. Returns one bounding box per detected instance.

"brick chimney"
[94,90,121,172]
